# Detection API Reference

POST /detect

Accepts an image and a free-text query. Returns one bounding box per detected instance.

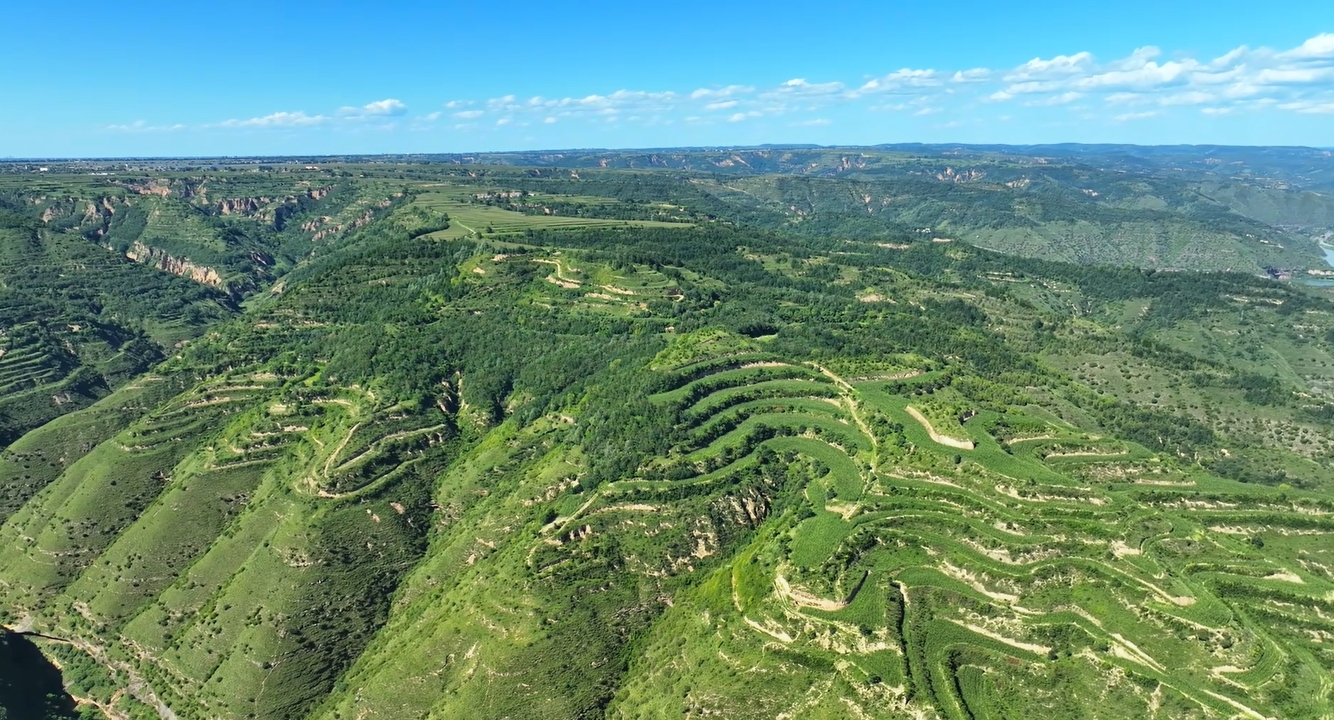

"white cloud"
[767,78,847,99]
[1073,60,1194,90]
[987,33,1334,115]
[1104,92,1141,105]
[791,118,832,126]
[690,85,753,100]
[107,120,186,132]
[218,111,327,128]
[338,98,407,117]
[180,32,1334,137]
[1279,33,1334,60]
[1026,92,1083,106]
[1158,91,1220,106]
[1005,52,1095,82]
[857,69,942,95]
[951,68,992,83]
[206,98,411,131]
[1256,67,1334,85]
[1277,99,1334,114]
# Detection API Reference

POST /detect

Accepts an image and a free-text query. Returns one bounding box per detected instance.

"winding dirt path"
[905,406,974,450]
[807,364,879,474]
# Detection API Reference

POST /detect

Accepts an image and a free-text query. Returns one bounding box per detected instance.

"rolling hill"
[2,151,1334,719]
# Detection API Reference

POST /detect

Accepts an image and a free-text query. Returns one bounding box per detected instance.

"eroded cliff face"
[125,180,173,197]
[126,241,224,287]
[217,197,271,216]
[305,207,379,242]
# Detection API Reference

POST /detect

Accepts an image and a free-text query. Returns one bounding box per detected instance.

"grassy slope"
[2,165,1334,719]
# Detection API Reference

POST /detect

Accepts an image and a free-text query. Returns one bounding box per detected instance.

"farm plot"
[407,189,692,240]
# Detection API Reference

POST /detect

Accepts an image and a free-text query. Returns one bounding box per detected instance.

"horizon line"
[3,141,1333,164]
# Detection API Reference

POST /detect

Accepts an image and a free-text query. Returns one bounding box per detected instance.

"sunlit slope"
[404,152,1329,272]
[0,217,235,445]
[317,338,1334,720]
[2,218,1334,719]
[1,171,409,295]
[0,371,449,719]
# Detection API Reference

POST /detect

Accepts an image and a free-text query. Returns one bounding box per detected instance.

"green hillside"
[382,155,1328,273]
[2,154,1334,719]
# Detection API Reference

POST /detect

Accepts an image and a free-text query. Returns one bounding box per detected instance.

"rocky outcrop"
[300,216,333,233]
[838,155,868,172]
[308,208,379,242]
[126,180,173,197]
[218,197,272,215]
[126,241,224,287]
[179,179,207,200]
[936,167,986,183]
[85,198,119,239]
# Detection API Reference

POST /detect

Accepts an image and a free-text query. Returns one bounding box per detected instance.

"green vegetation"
[2,149,1334,719]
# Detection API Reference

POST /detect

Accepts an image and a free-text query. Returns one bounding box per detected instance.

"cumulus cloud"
[690,85,754,100]
[987,34,1334,115]
[176,32,1334,137]
[1280,33,1334,60]
[217,111,328,128]
[1005,52,1095,83]
[857,69,942,95]
[951,68,993,83]
[769,78,848,99]
[338,98,407,117]
[139,97,420,132]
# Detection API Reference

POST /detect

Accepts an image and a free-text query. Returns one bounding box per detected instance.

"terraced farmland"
[408,189,692,239]
[3,159,1334,719]
[575,351,1333,720]
[312,336,1334,719]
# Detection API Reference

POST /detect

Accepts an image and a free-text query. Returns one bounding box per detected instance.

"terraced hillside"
[602,354,1334,719]
[1,169,406,296]
[0,212,234,446]
[2,159,1334,719]
[389,147,1334,273]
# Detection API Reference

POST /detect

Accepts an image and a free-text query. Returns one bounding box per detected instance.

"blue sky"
[3,0,1334,156]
